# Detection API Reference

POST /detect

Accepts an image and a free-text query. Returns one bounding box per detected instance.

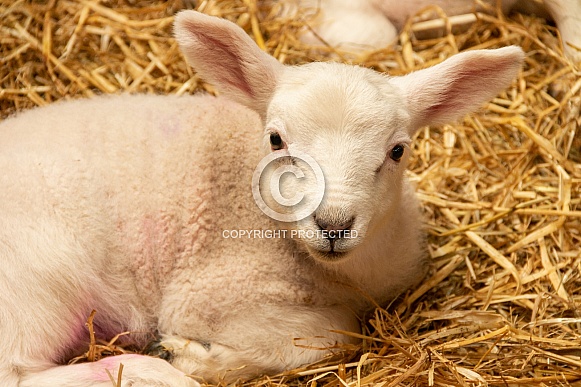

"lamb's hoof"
[144,339,174,362]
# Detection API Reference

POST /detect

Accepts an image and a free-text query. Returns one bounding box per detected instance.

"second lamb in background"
[287,0,580,61]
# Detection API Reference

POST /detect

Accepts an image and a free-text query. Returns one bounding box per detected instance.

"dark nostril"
[315,216,354,235]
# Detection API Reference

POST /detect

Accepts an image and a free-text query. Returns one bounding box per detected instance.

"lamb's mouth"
[303,234,359,262]
[309,247,350,262]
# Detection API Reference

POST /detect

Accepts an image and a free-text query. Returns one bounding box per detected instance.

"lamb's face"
[258,62,413,262]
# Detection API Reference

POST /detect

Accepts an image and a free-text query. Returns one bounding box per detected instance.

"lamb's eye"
[269,133,284,151]
[390,144,405,161]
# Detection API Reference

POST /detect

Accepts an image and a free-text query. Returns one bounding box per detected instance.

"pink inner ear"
[425,68,486,118]
[434,56,501,112]
[182,20,255,98]
[410,49,523,127]
[175,11,283,116]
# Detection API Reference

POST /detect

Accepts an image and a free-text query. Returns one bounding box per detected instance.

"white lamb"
[291,0,581,61]
[0,10,523,387]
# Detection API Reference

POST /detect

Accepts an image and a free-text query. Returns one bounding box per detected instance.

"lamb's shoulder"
[89,94,275,312]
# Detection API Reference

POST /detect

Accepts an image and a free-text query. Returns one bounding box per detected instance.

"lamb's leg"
[541,0,581,61]
[288,0,398,51]
[16,355,198,387]
[147,335,338,385]
[152,305,361,384]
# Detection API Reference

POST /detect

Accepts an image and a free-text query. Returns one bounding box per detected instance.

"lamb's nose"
[315,216,354,240]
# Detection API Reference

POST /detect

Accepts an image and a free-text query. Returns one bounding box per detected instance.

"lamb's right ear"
[174,11,283,117]
[390,46,524,132]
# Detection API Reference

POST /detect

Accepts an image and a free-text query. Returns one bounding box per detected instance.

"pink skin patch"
[92,354,143,382]
[99,354,142,367]
[160,117,182,137]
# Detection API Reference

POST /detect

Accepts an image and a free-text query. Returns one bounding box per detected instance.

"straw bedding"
[1,0,580,385]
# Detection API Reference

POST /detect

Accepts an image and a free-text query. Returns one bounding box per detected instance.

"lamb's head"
[260,63,413,261]
[174,11,524,262]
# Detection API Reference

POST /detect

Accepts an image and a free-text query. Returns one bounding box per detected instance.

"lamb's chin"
[303,245,352,263]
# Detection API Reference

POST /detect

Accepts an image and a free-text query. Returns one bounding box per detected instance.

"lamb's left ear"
[390,46,524,132]
[174,11,284,117]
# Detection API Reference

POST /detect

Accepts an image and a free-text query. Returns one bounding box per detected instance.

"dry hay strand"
[1,0,581,386]
[68,310,142,365]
